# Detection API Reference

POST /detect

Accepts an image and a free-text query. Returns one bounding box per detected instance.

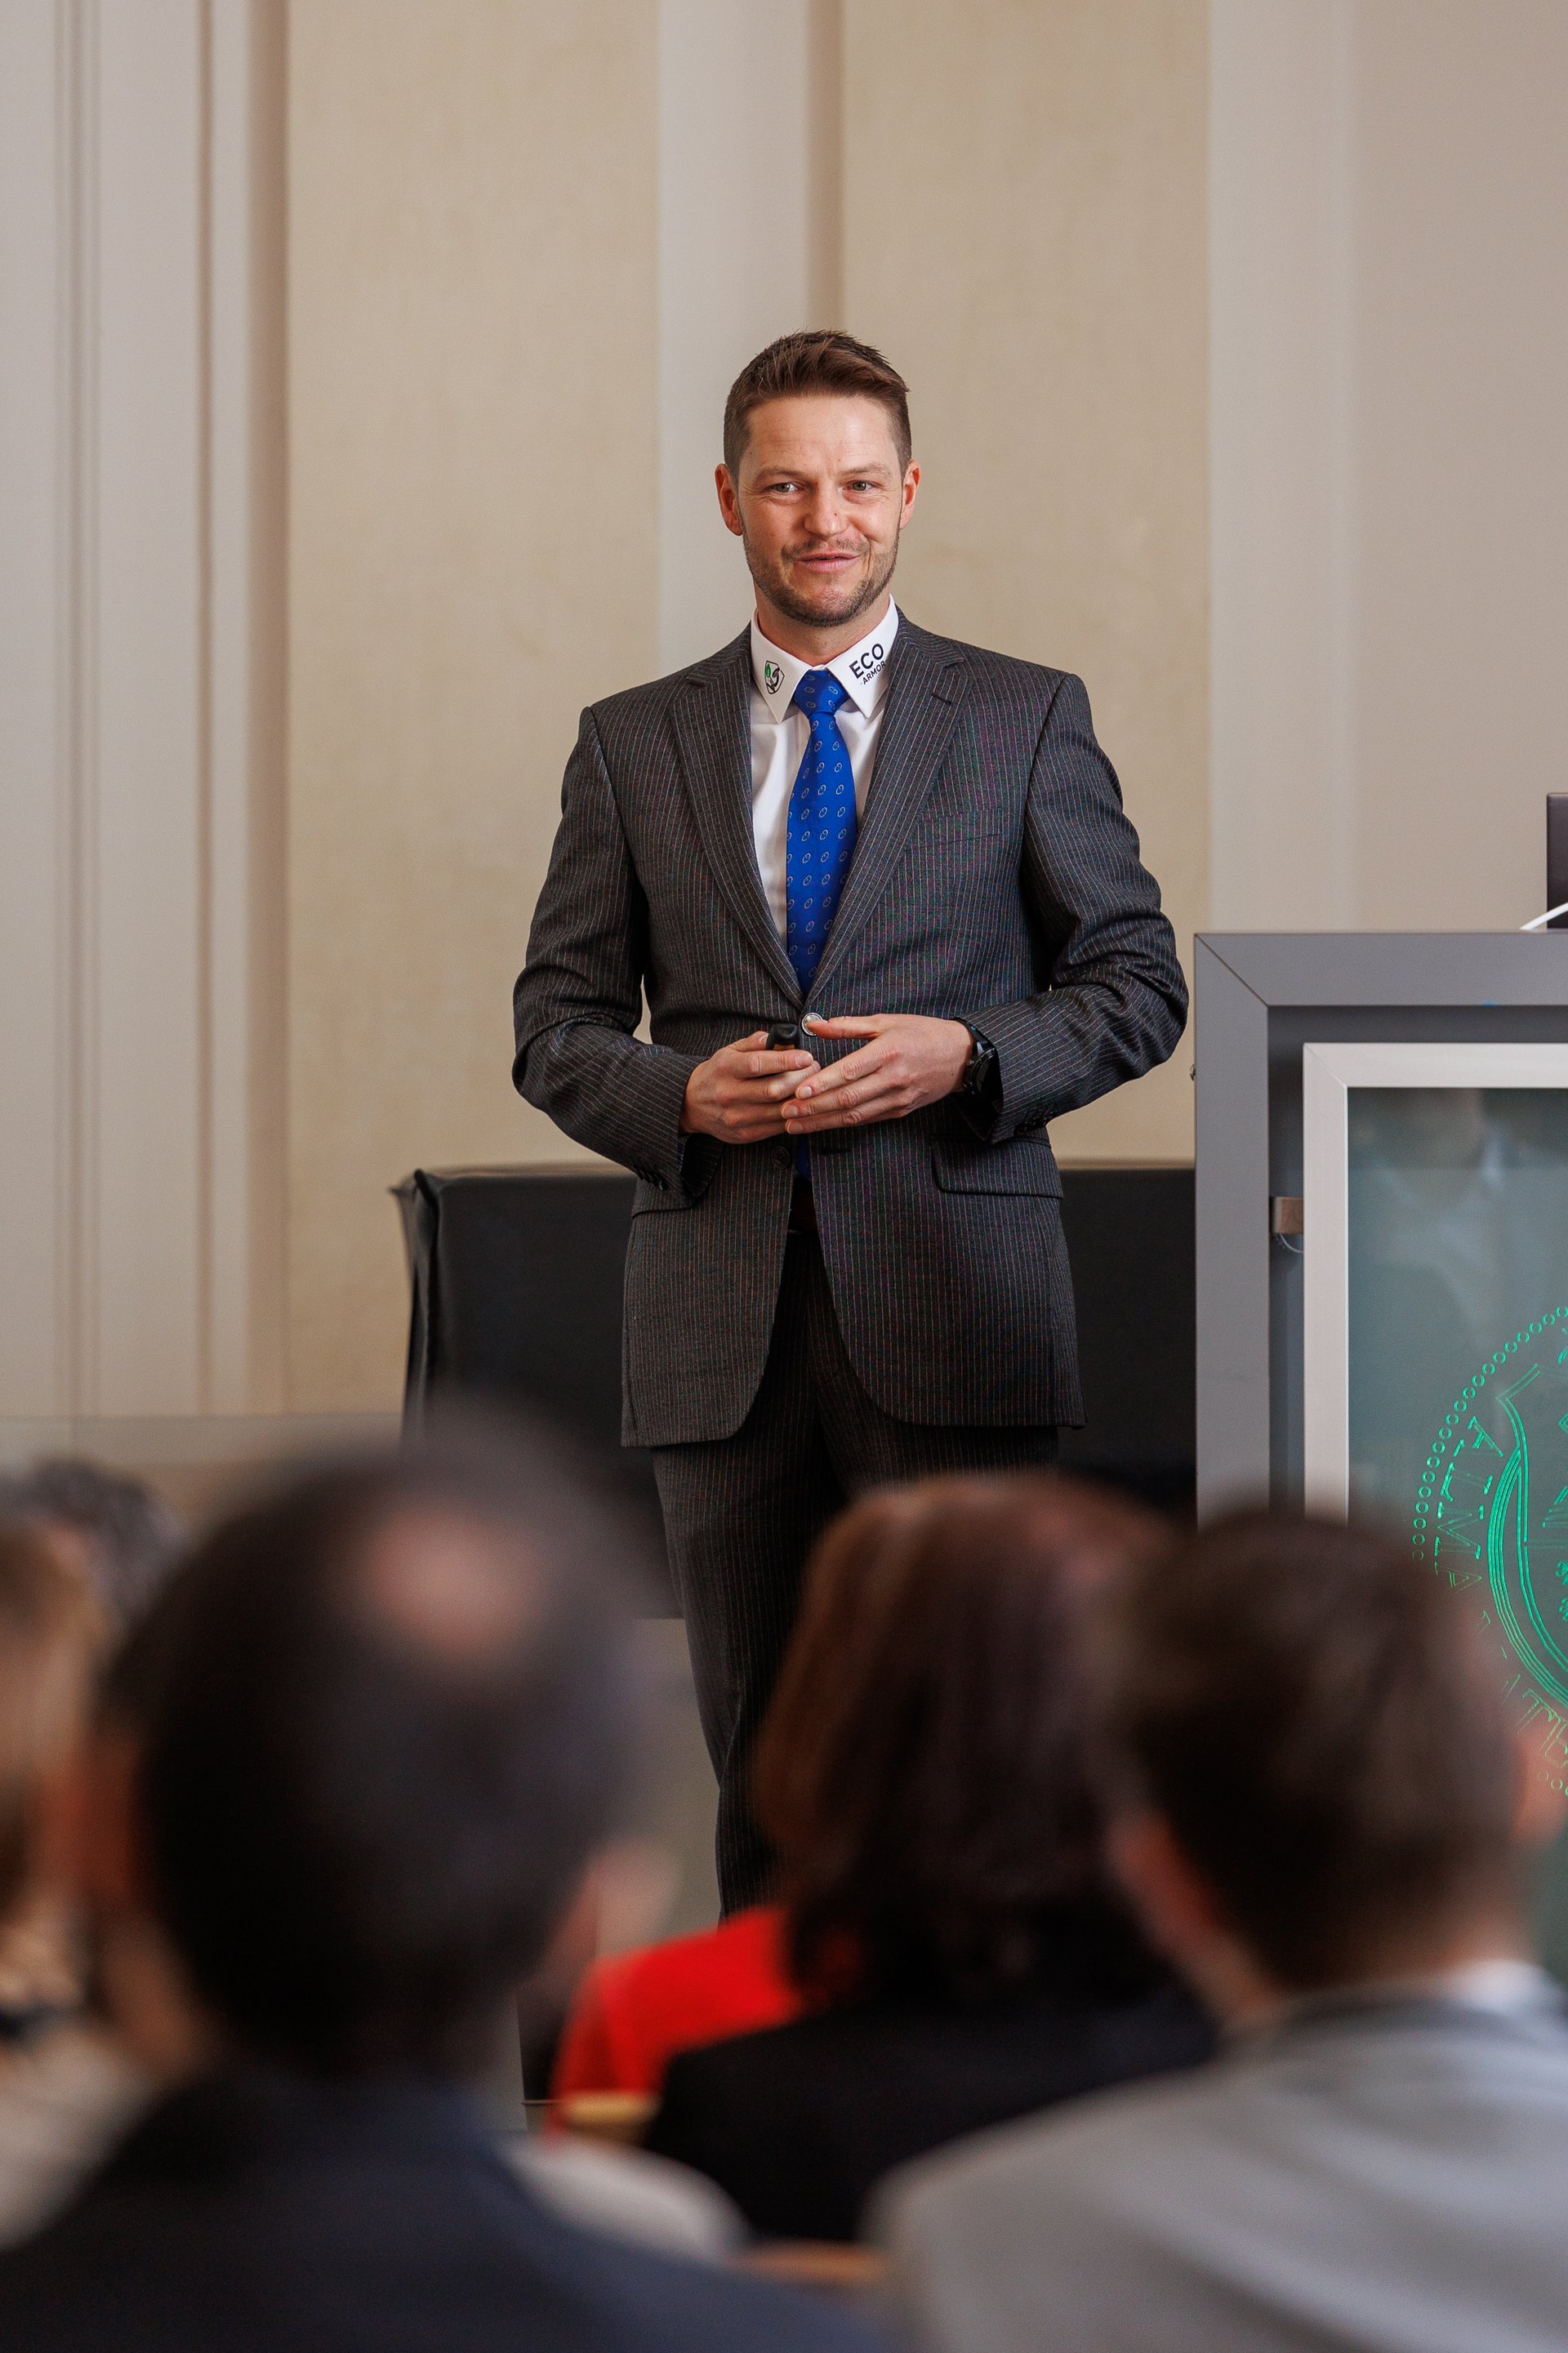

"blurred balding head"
[108,1427,644,2079]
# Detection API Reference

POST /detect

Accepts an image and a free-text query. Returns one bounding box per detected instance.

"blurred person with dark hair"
[550,1503,937,2115]
[0,1458,184,1629]
[644,1476,1213,2240]
[0,1458,185,2219]
[883,1510,1568,2353]
[0,1436,880,2351]
[0,1525,151,2239]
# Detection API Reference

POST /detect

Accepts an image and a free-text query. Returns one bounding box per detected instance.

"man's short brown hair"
[723,331,912,477]
[1103,1512,1521,1989]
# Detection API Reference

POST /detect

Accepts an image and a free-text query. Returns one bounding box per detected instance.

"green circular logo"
[1418,1307,1568,1756]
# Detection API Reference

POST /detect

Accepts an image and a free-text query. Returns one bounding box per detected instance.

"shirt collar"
[1232,1959,1559,2044]
[1403,1959,1557,2015]
[750,602,900,723]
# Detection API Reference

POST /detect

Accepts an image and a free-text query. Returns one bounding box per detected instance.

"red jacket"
[551,1907,800,2102]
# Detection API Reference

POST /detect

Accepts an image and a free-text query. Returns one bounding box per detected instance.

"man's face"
[716,394,919,634]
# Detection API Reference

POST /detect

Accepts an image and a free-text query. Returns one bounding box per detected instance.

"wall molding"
[1209,0,1360,933]
[56,0,101,1415]
[0,1412,398,1470]
[654,0,844,675]
[0,0,285,1420]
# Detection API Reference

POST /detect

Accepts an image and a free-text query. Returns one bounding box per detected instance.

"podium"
[1196,934,1568,1525]
[1196,934,1568,1789]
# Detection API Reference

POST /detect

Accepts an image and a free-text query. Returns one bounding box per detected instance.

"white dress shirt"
[748,602,900,943]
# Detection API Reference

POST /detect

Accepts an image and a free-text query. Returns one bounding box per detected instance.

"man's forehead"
[742,394,902,473]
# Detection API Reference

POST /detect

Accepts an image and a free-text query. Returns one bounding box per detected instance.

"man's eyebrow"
[754,461,893,477]
[746,462,896,491]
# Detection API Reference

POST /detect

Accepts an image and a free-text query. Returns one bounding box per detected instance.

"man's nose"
[802,488,845,540]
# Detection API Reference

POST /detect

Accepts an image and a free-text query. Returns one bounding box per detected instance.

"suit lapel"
[670,632,801,1004]
[809,621,969,998]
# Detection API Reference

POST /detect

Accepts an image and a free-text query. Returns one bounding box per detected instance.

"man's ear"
[715,461,743,537]
[898,460,920,527]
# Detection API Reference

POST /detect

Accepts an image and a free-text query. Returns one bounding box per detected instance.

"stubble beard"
[745,529,900,635]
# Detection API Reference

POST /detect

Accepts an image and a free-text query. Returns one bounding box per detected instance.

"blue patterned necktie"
[786,669,857,994]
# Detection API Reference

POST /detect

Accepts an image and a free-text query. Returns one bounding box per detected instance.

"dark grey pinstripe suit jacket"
[513,618,1187,1448]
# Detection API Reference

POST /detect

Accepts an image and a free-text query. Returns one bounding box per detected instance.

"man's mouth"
[793,549,862,571]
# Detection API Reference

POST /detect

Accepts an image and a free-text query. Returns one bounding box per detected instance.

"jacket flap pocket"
[931,1139,1062,1197]
[630,1134,717,1214]
[630,1178,694,1214]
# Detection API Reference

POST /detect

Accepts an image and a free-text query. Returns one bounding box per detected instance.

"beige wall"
[843,0,1209,1163]
[287,1,657,1408]
[1352,1,1568,929]
[286,0,1208,1410]
[11,3,1567,1428]
[1209,0,1568,937]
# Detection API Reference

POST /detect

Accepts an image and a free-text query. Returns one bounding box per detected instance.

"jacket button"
[770,1142,794,1170]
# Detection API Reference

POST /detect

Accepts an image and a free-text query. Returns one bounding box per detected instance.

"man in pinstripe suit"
[514,333,1186,1908]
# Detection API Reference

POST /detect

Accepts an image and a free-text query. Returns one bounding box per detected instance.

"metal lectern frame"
[1194,934,1568,1518]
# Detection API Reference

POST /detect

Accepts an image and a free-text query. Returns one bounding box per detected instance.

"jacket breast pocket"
[930,1139,1063,1197]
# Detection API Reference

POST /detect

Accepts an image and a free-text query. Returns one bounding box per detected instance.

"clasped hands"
[679,1014,973,1146]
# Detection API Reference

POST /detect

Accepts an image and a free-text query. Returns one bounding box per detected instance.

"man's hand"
[782,1014,973,1135]
[680,1032,820,1145]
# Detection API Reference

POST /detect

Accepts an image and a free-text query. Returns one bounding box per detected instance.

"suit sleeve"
[513,709,701,1188]
[967,673,1187,1143]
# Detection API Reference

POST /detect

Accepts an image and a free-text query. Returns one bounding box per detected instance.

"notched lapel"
[670,635,800,1003]
[810,625,969,996]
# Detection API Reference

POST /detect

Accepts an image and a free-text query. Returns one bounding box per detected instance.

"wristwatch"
[960,1021,1001,1103]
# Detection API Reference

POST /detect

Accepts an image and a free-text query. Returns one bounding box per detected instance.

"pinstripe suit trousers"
[653,1228,1058,1913]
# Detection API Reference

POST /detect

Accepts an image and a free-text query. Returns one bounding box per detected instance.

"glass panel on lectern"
[1349,1084,1568,1673]
[1346,1084,1568,1975]
[1349,1089,1568,1516]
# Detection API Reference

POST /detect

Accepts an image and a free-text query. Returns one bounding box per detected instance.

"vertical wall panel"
[207,0,288,1413]
[1209,0,1358,930]
[0,0,68,1411]
[840,0,1209,1163]
[1209,0,1568,934]
[1352,1,1568,932]
[286,2,658,1409]
[93,0,205,1410]
[0,0,285,1420]
[656,0,812,672]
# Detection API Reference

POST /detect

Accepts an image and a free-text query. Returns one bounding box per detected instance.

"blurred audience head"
[0,1525,107,2012]
[755,1473,1171,2006]
[102,1424,643,2081]
[0,1527,105,1932]
[0,1459,184,1630]
[1102,1509,1548,2015]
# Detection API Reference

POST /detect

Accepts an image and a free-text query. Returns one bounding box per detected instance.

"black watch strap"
[960,1022,1000,1100]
